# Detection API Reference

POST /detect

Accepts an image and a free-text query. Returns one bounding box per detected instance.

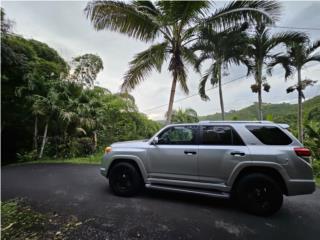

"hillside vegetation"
[199,95,320,125]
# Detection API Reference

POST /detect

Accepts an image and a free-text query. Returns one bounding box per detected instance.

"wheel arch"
[107,155,147,182]
[228,163,288,195]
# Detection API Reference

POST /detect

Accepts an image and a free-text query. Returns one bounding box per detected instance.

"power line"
[272,25,320,31]
[143,74,248,113]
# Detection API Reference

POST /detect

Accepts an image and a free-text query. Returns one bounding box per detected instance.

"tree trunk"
[218,63,225,120]
[166,72,178,125]
[257,63,263,121]
[258,87,263,121]
[34,115,38,152]
[39,121,48,159]
[297,68,303,143]
[93,131,98,151]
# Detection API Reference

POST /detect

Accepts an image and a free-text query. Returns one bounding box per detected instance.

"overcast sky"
[2,0,320,120]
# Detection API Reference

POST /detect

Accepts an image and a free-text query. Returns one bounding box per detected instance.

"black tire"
[108,162,142,197]
[233,173,283,216]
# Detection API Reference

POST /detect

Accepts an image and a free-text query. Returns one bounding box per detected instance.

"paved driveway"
[2,164,320,240]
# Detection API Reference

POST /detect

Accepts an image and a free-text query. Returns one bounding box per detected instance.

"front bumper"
[287,179,316,196]
[100,167,107,177]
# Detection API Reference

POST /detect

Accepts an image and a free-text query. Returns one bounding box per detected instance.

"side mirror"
[152,137,159,145]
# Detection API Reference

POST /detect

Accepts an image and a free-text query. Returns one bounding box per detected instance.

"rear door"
[198,125,251,184]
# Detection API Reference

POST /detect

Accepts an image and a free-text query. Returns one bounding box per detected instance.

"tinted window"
[246,125,292,145]
[158,126,197,145]
[201,126,244,145]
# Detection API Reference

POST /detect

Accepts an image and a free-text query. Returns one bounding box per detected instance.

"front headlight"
[104,146,112,154]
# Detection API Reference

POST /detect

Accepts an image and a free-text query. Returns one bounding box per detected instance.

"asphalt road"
[2,164,320,240]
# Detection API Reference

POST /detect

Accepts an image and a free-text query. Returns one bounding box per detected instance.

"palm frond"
[156,1,210,24]
[198,65,214,101]
[306,40,320,55]
[268,55,294,79]
[176,65,189,94]
[181,46,199,72]
[59,111,76,123]
[85,0,159,41]
[132,1,159,17]
[76,127,87,135]
[266,31,307,52]
[305,54,320,64]
[206,0,281,29]
[194,52,212,72]
[121,42,168,92]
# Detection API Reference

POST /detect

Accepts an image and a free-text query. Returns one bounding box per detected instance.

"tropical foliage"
[85,0,281,123]
[193,24,248,120]
[268,39,320,142]
[242,24,306,121]
[171,108,199,123]
[1,14,160,164]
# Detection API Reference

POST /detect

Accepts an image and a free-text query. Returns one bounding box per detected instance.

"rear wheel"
[108,162,142,197]
[234,173,283,216]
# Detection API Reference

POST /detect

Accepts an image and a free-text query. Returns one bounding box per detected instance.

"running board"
[145,183,230,199]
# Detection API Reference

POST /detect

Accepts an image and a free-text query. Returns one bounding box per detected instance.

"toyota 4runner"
[100,121,315,216]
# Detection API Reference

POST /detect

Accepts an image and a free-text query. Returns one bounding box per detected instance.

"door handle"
[230,151,245,156]
[184,150,197,155]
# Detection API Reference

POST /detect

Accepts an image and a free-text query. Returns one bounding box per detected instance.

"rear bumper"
[287,179,316,196]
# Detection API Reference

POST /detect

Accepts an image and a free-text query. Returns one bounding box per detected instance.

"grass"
[1,199,85,240]
[316,177,320,187]
[12,153,103,166]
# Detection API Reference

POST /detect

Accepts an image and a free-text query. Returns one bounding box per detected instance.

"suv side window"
[201,125,244,145]
[246,125,292,145]
[158,126,197,145]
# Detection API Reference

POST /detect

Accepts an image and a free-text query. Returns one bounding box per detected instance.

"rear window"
[201,126,244,145]
[246,125,292,145]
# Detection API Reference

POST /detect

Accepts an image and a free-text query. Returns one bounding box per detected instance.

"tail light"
[294,147,311,157]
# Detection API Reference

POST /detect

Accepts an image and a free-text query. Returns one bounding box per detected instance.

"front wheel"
[234,173,283,216]
[108,162,142,197]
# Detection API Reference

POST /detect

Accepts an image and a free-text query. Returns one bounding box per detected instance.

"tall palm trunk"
[34,115,38,152]
[217,63,225,120]
[39,120,49,159]
[257,87,263,120]
[257,63,263,120]
[166,71,178,124]
[297,67,303,142]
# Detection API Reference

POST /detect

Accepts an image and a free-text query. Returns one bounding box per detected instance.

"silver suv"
[100,121,315,216]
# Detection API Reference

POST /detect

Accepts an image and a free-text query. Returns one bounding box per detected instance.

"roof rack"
[199,120,274,124]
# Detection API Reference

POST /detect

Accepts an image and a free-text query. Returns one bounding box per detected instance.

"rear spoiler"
[278,123,290,129]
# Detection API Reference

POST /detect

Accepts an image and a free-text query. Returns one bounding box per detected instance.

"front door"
[147,125,199,181]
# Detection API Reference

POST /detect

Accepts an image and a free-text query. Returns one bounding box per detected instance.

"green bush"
[312,160,320,178]
[16,150,38,162]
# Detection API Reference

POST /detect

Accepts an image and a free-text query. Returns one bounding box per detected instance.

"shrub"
[312,160,320,178]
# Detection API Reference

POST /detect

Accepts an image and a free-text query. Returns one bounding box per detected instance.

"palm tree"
[244,24,307,120]
[268,39,320,142]
[171,108,199,123]
[85,0,281,124]
[192,25,248,120]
